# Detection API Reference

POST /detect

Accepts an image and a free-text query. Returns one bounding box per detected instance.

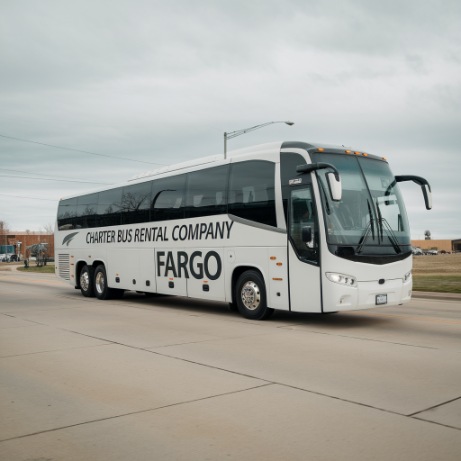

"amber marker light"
[317,147,325,152]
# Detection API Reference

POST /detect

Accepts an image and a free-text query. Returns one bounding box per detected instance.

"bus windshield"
[313,153,411,256]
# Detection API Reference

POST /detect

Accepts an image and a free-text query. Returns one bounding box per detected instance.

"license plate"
[376,294,387,305]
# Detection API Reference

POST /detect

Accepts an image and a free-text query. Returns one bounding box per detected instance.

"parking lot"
[1,267,460,460]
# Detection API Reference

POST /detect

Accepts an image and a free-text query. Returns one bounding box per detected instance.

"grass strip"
[17,264,55,274]
[413,274,461,293]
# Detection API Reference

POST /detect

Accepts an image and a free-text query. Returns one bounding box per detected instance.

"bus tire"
[235,270,274,320]
[94,265,113,300]
[93,265,124,300]
[80,265,95,297]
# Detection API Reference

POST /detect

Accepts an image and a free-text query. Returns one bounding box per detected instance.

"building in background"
[411,239,460,253]
[0,232,54,260]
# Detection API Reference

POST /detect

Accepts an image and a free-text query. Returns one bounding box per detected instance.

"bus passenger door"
[288,187,322,312]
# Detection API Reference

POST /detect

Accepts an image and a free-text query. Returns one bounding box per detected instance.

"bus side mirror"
[302,226,314,248]
[422,183,432,210]
[394,175,432,211]
[302,226,312,243]
[327,172,342,201]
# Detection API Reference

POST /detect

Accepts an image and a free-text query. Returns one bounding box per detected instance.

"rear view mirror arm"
[394,175,432,210]
[296,163,342,201]
[296,162,340,181]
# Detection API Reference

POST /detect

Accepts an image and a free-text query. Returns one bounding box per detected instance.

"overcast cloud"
[1,0,460,239]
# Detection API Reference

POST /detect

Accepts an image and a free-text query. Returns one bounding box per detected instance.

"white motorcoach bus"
[55,141,431,319]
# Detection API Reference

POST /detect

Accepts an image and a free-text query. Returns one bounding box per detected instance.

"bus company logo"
[62,232,79,246]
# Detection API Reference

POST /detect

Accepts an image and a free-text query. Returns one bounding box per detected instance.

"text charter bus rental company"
[55,141,431,319]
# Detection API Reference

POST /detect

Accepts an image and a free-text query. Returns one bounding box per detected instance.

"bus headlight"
[404,271,412,282]
[326,272,357,287]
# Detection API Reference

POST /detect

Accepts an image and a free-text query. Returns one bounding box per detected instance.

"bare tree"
[42,223,55,234]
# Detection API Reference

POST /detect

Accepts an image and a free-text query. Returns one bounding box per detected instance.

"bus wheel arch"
[234,268,274,320]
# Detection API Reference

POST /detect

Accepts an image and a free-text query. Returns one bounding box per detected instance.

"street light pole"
[224,120,294,158]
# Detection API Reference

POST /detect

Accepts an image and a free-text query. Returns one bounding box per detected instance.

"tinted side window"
[186,165,228,218]
[289,187,319,264]
[57,197,78,230]
[151,174,186,222]
[228,161,276,227]
[280,152,307,224]
[121,182,152,224]
[76,193,99,228]
[98,188,123,227]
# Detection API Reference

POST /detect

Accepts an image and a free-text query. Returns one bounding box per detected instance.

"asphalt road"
[1,268,460,460]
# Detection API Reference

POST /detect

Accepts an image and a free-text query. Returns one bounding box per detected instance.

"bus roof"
[131,140,379,182]
[58,140,386,201]
[131,141,287,182]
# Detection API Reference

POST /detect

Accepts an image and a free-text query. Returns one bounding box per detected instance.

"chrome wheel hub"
[95,271,105,294]
[80,271,90,292]
[241,281,260,311]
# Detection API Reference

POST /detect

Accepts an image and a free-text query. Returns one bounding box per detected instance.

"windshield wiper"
[376,201,384,241]
[356,221,372,254]
[379,218,402,254]
[375,200,401,254]
[356,201,375,254]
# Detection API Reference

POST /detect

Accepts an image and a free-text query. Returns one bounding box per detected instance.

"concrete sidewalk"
[1,269,461,461]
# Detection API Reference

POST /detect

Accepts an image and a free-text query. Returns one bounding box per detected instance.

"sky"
[1,0,460,240]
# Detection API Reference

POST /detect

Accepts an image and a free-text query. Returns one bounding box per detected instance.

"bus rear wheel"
[94,265,124,300]
[80,265,95,297]
[235,270,274,320]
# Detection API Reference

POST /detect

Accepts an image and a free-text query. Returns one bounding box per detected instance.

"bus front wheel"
[235,271,274,320]
[80,265,95,297]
